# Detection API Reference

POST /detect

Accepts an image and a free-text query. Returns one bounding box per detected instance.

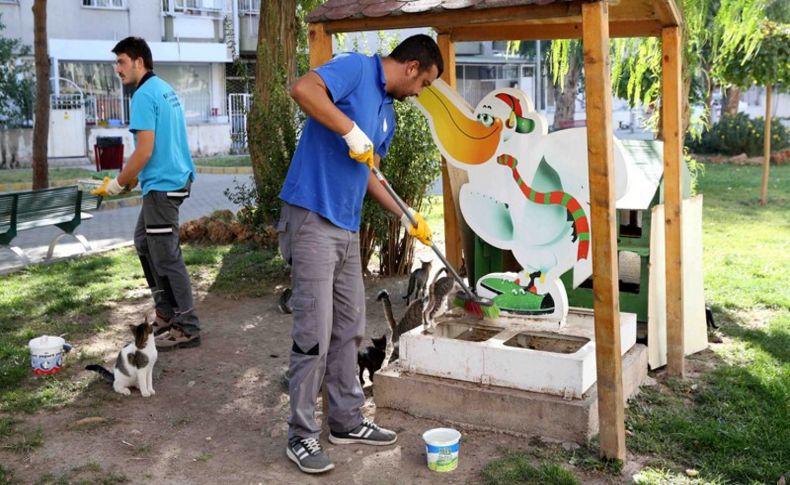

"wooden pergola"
[306,0,685,460]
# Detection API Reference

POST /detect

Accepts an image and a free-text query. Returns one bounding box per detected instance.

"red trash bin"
[94,136,124,171]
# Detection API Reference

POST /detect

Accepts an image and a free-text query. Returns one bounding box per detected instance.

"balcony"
[166,0,229,17]
[162,0,230,42]
[238,0,259,15]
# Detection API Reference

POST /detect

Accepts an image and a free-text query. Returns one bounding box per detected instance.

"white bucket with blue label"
[422,428,461,472]
[28,336,71,375]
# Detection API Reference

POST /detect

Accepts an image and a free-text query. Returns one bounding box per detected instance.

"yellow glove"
[348,147,374,170]
[342,122,374,170]
[90,176,138,197]
[400,208,432,246]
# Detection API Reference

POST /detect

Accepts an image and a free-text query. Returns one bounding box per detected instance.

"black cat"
[357,334,387,385]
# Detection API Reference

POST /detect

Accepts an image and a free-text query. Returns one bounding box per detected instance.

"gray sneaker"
[328,418,397,446]
[286,437,334,474]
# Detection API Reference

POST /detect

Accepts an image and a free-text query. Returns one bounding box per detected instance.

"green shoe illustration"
[479,274,555,315]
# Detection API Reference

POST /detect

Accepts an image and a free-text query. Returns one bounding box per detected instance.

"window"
[238,0,260,14]
[82,0,126,8]
[157,63,212,122]
[168,0,228,16]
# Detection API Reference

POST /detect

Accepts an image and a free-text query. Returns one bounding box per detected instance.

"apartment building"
[0,0,262,162]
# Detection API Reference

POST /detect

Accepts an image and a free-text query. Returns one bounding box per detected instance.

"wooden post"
[308,23,333,68]
[661,26,685,377]
[436,33,464,270]
[760,84,772,206]
[582,1,625,461]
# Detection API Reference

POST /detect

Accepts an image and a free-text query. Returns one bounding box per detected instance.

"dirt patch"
[1,277,564,484]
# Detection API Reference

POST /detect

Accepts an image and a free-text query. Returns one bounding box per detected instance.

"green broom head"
[451,290,500,319]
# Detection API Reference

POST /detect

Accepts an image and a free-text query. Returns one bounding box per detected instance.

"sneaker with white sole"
[286,437,334,474]
[328,418,397,446]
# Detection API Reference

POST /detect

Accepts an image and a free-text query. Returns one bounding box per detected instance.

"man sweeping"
[278,34,442,474]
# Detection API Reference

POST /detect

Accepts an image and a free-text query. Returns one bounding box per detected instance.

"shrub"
[360,100,441,276]
[686,113,790,156]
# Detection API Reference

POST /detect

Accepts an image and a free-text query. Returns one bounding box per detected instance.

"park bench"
[0,185,102,264]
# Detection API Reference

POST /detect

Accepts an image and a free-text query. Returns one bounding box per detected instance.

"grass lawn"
[193,155,251,167]
[0,243,286,415]
[0,168,96,186]
[622,163,790,484]
[0,163,787,484]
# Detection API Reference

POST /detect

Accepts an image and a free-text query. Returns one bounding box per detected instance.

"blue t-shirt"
[279,53,396,231]
[129,74,195,195]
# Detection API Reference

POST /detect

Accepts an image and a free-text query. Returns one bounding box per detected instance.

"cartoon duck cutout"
[413,80,629,321]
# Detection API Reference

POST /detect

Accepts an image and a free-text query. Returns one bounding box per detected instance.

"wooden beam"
[450,19,662,41]
[320,2,582,33]
[661,26,685,377]
[436,33,464,270]
[581,0,625,462]
[655,0,682,27]
[308,23,333,68]
[316,0,674,34]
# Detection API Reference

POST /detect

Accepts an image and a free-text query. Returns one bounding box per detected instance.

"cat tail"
[85,364,115,383]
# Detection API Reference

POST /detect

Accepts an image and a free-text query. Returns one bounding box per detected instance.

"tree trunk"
[32,0,49,190]
[760,84,772,206]
[721,85,741,118]
[254,0,297,111]
[552,53,581,131]
[247,0,298,224]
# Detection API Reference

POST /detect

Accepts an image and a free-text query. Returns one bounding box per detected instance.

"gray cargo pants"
[278,202,366,440]
[133,185,200,336]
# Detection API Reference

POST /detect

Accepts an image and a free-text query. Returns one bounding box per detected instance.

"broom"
[371,165,499,319]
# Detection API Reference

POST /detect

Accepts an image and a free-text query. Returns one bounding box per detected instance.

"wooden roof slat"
[450,19,662,40]
[308,0,681,33]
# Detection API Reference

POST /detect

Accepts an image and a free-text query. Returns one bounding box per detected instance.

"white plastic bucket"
[28,336,67,375]
[422,428,461,472]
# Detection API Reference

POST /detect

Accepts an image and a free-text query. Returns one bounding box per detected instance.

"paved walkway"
[0,173,253,274]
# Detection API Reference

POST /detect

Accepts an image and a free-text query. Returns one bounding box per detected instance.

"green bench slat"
[1,185,92,248]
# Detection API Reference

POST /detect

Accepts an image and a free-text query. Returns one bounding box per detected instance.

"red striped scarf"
[496,154,590,261]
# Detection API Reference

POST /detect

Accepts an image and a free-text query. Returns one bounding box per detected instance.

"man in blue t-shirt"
[279,34,442,474]
[94,37,200,352]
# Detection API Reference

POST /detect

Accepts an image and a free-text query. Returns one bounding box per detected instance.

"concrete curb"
[0,240,136,276]
[195,166,253,174]
[0,179,84,193]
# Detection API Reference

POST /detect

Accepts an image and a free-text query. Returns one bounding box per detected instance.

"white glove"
[105,177,123,196]
[342,122,373,154]
[91,176,124,197]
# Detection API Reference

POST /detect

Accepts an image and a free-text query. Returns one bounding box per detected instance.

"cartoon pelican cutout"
[413,80,630,321]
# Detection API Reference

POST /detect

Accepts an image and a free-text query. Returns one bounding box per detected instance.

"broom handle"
[371,166,476,299]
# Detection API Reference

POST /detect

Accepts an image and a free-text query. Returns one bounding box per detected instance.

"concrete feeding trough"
[399,308,637,400]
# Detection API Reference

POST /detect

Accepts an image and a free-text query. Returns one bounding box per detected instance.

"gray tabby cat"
[86,319,157,397]
[402,260,432,305]
[422,267,457,333]
[377,289,424,361]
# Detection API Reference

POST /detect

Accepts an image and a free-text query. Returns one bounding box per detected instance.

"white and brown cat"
[86,320,157,397]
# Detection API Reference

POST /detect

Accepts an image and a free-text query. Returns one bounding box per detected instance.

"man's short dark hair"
[389,34,444,78]
[112,37,154,70]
